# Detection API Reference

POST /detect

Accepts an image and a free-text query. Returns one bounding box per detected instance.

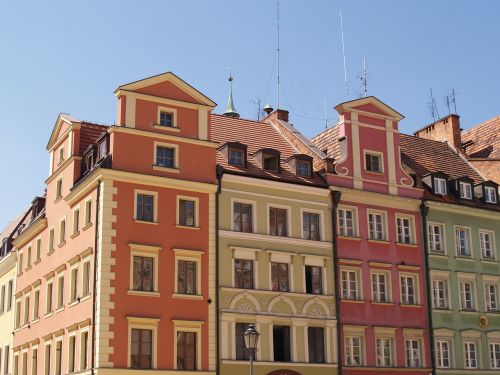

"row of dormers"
[219,142,314,178]
[423,172,499,204]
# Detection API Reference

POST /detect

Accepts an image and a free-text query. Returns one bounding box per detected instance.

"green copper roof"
[223,74,240,118]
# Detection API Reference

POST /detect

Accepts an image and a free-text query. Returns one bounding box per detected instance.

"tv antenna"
[451,89,458,114]
[428,88,440,121]
[276,0,281,109]
[340,10,349,97]
[251,97,264,121]
[360,58,368,98]
[323,97,328,129]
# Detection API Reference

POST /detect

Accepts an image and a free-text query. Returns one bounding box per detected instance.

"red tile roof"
[462,116,500,159]
[79,122,108,156]
[310,124,341,160]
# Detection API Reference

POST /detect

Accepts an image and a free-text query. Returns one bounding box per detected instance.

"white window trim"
[343,325,367,366]
[176,195,200,229]
[268,250,295,293]
[479,229,496,260]
[457,274,477,311]
[430,272,451,309]
[399,272,420,305]
[485,186,498,203]
[337,205,359,237]
[374,327,397,367]
[69,263,79,304]
[81,257,91,299]
[79,327,90,371]
[48,227,55,253]
[463,340,479,369]
[83,198,92,228]
[33,286,41,321]
[153,141,180,172]
[363,149,384,173]
[231,247,259,289]
[370,269,392,303]
[395,213,416,245]
[128,244,161,297]
[454,225,472,257]
[134,189,159,224]
[340,266,363,300]
[266,203,292,237]
[56,273,65,311]
[489,340,500,369]
[367,209,388,242]
[172,320,203,370]
[435,339,452,369]
[427,221,446,254]
[173,248,203,300]
[299,207,325,241]
[72,206,80,237]
[67,331,77,373]
[58,217,67,246]
[434,177,447,195]
[31,345,39,375]
[127,317,159,369]
[44,341,52,375]
[303,254,328,295]
[459,181,473,199]
[156,106,178,128]
[230,198,257,233]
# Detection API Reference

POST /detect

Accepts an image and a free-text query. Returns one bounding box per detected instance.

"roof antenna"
[251,97,263,121]
[451,89,458,114]
[276,0,281,109]
[427,88,440,121]
[444,94,451,115]
[222,66,240,118]
[360,57,368,98]
[340,10,349,97]
[323,97,328,129]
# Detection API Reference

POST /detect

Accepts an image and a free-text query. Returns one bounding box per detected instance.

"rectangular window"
[459,181,472,199]
[372,273,388,303]
[44,344,50,375]
[46,283,53,314]
[55,341,62,375]
[344,336,362,366]
[428,224,444,252]
[73,209,80,235]
[8,280,13,310]
[235,323,251,360]
[303,212,320,241]
[464,342,477,368]
[234,259,253,289]
[131,329,152,369]
[18,253,23,275]
[82,261,91,297]
[24,296,30,324]
[59,220,66,245]
[49,229,55,252]
[296,160,311,177]
[4,346,10,375]
[368,212,385,241]
[365,153,382,172]
[480,231,495,259]
[338,208,355,237]
[68,336,76,373]
[84,200,92,226]
[376,338,393,367]
[405,339,421,367]
[273,326,290,362]
[0,285,5,312]
[178,260,196,295]
[56,179,63,199]
[271,262,289,292]
[159,111,173,127]
[132,256,154,292]
[136,194,154,222]
[455,227,471,256]
[13,354,19,375]
[70,268,78,302]
[33,289,40,320]
[460,282,475,310]
[485,186,497,203]
[36,239,41,261]
[432,279,448,309]
[269,207,287,237]
[177,331,196,370]
[490,343,500,369]
[308,327,325,363]
[27,246,32,268]
[80,331,88,370]
[57,277,64,309]
[397,217,412,244]
[342,270,359,300]
[486,284,498,311]
[156,146,175,168]
[15,300,21,328]
[263,155,279,172]
[233,203,252,233]
[32,348,38,375]
[305,266,322,294]
[434,178,447,195]
[179,199,195,227]
[401,275,416,305]
[229,148,244,166]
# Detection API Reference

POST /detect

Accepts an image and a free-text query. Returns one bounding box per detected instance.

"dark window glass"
[179,200,195,227]
[235,323,251,360]
[156,147,175,168]
[269,208,287,237]
[137,194,154,222]
[233,203,253,233]
[131,329,152,369]
[229,149,244,166]
[159,112,173,127]
[303,212,320,240]
[297,160,311,177]
[263,155,279,171]
[177,331,196,370]
[273,326,290,362]
[308,327,325,363]
[305,266,322,294]
[133,256,154,292]
[271,262,289,292]
[178,260,196,295]
[366,153,382,172]
[234,259,253,289]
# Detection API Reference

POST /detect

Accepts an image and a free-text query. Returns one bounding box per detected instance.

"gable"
[46,113,78,151]
[335,96,404,120]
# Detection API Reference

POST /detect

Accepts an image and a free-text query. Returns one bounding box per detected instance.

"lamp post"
[244,323,260,375]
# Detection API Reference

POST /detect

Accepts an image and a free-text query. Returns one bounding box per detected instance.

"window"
[4,346,10,375]
[156,146,175,168]
[177,260,196,295]
[13,354,18,375]
[490,343,500,369]
[485,186,497,203]
[344,336,362,366]
[70,268,78,302]
[18,253,23,275]
[263,155,279,172]
[296,160,311,177]
[229,148,244,166]
[273,326,290,362]
[59,219,66,245]
[32,347,38,375]
[342,270,360,300]
[22,352,27,375]
[68,336,76,373]
[455,227,471,256]
[57,276,64,309]
[459,281,475,310]
[36,239,41,261]
[400,275,416,305]
[59,148,64,164]
[365,152,382,172]
[48,229,55,252]
[8,280,13,310]
[464,342,477,368]
[233,202,252,233]
[15,300,21,328]
[82,260,91,297]
[0,285,5,312]
[271,262,289,292]
[459,181,472,199]
[372,272,389,303]
[486,284,498,311]
[405,339,421,367]
[432,279,448,309]
[33,289,40,320]
[72,209,80,235]
[368,212,385,241]
[269,207,287,237]
[56,179,63,199]
[177,331,196,370]
[434,177,447,195]
[44,344,50,375]
[131,329,152,369]
[480,231,495,259]
[428,224,444,252]
[132,256,154,292]
[376,338,393,367]
[235,323,251,360]
[84,200,92,226]
[308,327,325,363]
[234,259,253,289]
[436,340,450,368]
[46,282,53,314]
[136,193,154,222]
[303,212,320,241]
[27,246,32,269]
[80,331,88,370]
[338,208,355,237]
[24,295,30,325]
[55,340,62,375]
[179,199,195,227]
[159,111,173,127]
[397,216,412,244]
[305,266,322,294]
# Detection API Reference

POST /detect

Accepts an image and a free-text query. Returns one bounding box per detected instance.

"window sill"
[127,290,160,297]
[13,327,20,332]
[433,308,452,313]
[368,239,390,245]
[17,271,23,277]
[342,299,365,304]
[54,306,65,314]
[400,303,422,308]
[338,235,361,241]
[58,241,66,248]
[82,222,92,231]
[429,252,447,258]
[80,293,91,302]
[486,310,500,315]
[365,169,384,175]
[47,249,55,256]
[455,256,474,261]
[134,219,159,225]
[45,312,53,318]
[32,318,40,324]
[22,323,30,329]
[480,258,497,263]
[172,293,204,300]
[153,124,181,132]
[459,309,478,314]
[175,225,200,230]
[34,259,41,265]
[371,301,394,306]
[71,231,80,239]
[26,266,32,271]
[54,196,63,203]
[396,242,419,248]
[68,300,79,308]
[152,165,180,174]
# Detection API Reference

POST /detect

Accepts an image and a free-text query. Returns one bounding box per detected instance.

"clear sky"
[1,0,499,228]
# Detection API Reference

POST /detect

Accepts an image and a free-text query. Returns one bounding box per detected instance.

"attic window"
[365,152,382,173]
[485,186,497,204]
[434,177,447,195]
[229,148,244,166]
[97,139,108,161]
[296,160,312,177]
[263,154,279,172]
[459,181,472,200]
[159,111,173,127]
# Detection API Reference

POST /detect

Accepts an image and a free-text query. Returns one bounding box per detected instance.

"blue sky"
[1,0,499,228]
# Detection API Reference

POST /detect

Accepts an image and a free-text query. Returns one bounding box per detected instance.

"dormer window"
[434,178,447,195]
[263,154,279,172]
[229,148,244,166]
[459,181,472,199]
[365,152,382,173]
[485,186,498,203]
[296,160,311,177]
[159,111,173,127]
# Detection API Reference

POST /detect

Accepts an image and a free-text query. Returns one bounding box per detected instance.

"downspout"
[330,190,342,375]
[215,166,223,375]
[420,201,436,375]
[91,180,101,375]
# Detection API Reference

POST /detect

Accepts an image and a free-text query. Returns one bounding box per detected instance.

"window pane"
[180,200,195,227]
[177,332,196,370]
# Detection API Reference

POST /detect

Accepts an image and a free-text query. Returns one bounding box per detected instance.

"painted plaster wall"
[0,253,16,375]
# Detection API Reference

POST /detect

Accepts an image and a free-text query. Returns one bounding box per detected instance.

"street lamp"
[244,323,260,375]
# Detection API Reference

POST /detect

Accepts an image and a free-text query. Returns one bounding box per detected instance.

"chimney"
[267,109,289,122]
[414,114,462,151]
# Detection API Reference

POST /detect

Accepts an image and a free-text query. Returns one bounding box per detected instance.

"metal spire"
[223,67,240,118]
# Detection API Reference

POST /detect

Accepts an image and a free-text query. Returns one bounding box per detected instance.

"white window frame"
[156,106,178,129]
[134,189,159,224]
[405,338,422,368]
[484,279,499,312]
[435,340,451,368]
[375,336,394,367]
[153,141,180,172]
[371,270,391,303]
[300,207,325,241]
[455,226,472,257]
[434,177,447,195]
[396,214,415,245]
[344,335,363,366]
[367,210,387,241]
[431,276,450,309]
[364,150,384,173]
[480,230,496,260]
[69,264,79,304]
[459,181,472,199]
[230,198,257,233]
[72,206,80,236]
[173,248,203,300]
[485,186,498,203]
[128,244,161,297]
[81,258,91,298]
[337,205,358,237]
[67,332,77,373]
[428,222,445,253]
[490,342,500,369]
[464,341,478,369]
[400,272,419,305]
[126,317,159,369]
[458,275,476,311]
[79,328,90,371]
[33,287,40,321]
[176,195,200,229]
[83,198,92,228]
[341,267,362,300]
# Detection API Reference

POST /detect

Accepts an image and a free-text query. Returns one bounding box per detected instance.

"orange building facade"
[12,73,218,375]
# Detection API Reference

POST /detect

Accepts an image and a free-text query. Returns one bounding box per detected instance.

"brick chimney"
[414,114,462,151]
[266,109,289,122]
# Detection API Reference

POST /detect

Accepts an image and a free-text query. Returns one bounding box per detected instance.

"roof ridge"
[462,115,500,135]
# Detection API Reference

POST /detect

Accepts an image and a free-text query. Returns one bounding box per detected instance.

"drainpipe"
[330,190,342,375]
[420,201,436,375]
[215,166,223,375]
[91,180,101,375]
